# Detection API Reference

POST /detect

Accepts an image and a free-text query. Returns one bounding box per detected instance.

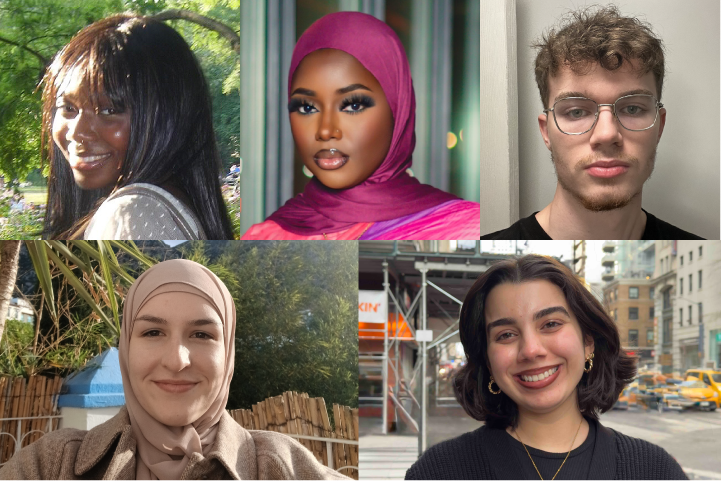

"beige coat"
[0,407,349,480]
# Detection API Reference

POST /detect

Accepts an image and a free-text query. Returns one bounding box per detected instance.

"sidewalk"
[359,418,417,480]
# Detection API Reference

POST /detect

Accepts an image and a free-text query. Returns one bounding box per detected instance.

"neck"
[507,398,588,453]
[536,185,646,239]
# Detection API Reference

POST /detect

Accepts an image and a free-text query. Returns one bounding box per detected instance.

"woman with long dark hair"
[42,14,234,239]
[406,255,686,480]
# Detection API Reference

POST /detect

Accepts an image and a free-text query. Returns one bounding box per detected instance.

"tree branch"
[0,34,47,65]
[149,9,239,54]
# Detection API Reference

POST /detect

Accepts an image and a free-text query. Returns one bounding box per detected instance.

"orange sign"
[359,312,414,340]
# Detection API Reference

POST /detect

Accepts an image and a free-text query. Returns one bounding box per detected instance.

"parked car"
[684,369,721,399]
[665,380,720,411]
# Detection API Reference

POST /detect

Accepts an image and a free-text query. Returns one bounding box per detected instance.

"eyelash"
[495,321,563,341]
[287,94,375,115]
[141,330,215,340]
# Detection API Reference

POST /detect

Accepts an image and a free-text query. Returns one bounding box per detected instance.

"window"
[629,287,639,299]
[649,287,655,299]
[689,251,693,262]
[699,246,703,258]
[680,255,684,266]
[679,308,683,326]
[689,274,692,292]
[699,303,703,323]
[663,290,671,310]
[680,278,683,295]
[699,270,702,289]
[614,309,617,321]
[628,329,638,347]
[688,305,692,324]
[649,307,655,319]
[614,288,618,299]
[663,316,671,345]
[647,328,654,345]
[629,307,639,320]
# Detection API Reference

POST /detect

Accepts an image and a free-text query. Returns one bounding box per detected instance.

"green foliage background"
[0,0,239,183]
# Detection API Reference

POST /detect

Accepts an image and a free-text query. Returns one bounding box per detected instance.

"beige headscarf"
[118,259,236,480]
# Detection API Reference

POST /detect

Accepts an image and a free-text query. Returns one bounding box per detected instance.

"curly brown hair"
[453,255,637,430]
[534,5,665,108]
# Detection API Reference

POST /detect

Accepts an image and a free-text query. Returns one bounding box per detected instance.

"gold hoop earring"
[488,375,501,394]
[584,352,594,373]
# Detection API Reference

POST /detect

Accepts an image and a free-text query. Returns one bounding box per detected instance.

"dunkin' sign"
[359,290,387,324]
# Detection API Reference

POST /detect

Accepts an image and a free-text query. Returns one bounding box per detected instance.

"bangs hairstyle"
[453,254,636,430]
[533,5,666,108]
[41,14,234,239]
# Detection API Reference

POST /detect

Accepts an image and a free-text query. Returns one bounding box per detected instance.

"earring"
[584,352,594,373]
[488,375,501,394]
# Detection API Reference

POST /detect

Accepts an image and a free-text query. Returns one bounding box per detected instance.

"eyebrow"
[134,314,221,327]
[290,83,372,97]
[486,305,571,334]
[554,88,655,104]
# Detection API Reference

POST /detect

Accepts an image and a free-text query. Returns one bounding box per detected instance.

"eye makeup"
[287,94,376,115]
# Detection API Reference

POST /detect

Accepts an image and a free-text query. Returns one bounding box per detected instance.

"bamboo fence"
[228,391,359,479]
[0,375,63,464]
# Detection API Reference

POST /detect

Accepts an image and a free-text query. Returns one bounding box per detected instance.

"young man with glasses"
[482,6,703,240]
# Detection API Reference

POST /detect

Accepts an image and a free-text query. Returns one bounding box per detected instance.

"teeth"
[73,154,110,163]
[521,366,558,382]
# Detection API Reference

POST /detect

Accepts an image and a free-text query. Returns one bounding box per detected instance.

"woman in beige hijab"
[0,259,348,480]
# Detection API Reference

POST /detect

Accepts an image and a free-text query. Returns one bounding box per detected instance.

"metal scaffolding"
[359,241,503,455]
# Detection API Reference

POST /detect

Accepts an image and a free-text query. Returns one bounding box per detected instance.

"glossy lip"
[152,380,199,394]
[513,364,562,389]
[585,159,630,179]
[313,149,349,171]
[67,153,113,171]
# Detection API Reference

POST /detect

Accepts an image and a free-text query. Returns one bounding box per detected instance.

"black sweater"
[405,418,687,480]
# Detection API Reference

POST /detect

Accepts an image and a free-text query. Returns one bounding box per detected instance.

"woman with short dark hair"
[42,15,234,240]
[406,254,687,480]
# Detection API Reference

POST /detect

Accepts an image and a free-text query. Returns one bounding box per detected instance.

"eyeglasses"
[543,94,664,135]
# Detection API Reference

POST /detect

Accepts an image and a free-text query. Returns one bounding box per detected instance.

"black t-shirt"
[481,210,705,240]
[505,419,596,480]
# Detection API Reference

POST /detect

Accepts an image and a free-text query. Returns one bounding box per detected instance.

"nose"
[589,105,623,147]
[162,340,191,372]
[315,110,342,141]
[67,109,97,144]
[517,331,548,361]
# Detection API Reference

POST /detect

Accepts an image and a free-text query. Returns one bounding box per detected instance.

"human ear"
[584,334,595,357]
[538,112,552,150]
[656,107,666,143]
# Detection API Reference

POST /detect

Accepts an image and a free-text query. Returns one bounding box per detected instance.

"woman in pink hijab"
[241,11,480,240]
[0,259,347,480]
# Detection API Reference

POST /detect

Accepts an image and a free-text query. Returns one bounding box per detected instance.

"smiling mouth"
[68,153,113,171]
[314,149,349,171]
[514,365,562,389]
[153,381,198,393]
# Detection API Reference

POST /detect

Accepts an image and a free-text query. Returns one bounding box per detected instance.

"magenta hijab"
[267,11,458,235]
[118,259,236,480]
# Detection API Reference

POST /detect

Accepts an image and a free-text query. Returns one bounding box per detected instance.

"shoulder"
[643,211,704,240]
[85,183,203,240]
[406,427,492,480]
[481,212,544,240]
[373,200,480,240]
[0,427,86,480]
[249,430,350,480]
[241,220,319,240]
[610,428,687,479]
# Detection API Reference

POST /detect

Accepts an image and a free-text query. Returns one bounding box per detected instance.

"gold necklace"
[514,418,583,480]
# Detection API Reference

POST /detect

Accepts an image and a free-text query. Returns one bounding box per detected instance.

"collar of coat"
[72,406,256,479]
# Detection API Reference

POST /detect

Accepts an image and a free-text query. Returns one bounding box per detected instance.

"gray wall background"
[515,0,720,239]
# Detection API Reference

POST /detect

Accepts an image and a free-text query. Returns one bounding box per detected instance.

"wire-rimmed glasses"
[543,94,664,135]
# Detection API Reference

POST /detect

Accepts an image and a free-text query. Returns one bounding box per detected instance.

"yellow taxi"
[665,380,720,411]
[684,369,721,399]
